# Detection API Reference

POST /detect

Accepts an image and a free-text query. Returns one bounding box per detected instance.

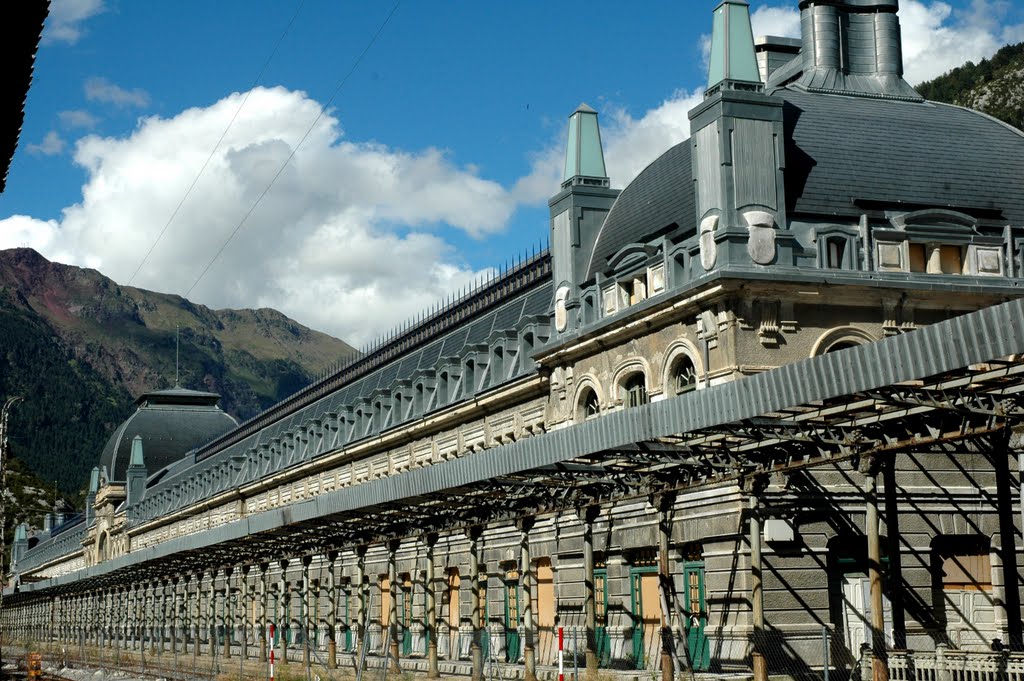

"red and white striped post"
[558,626,564,681]
[269,623,276,681]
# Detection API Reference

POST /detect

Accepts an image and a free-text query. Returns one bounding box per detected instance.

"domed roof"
[585,87,1024,280]
[778,88,1024,223]
[585,139,693,280]
[99,388,238,483]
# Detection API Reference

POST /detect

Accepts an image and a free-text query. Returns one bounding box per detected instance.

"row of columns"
[1,518,574,681]
[8,454,973,681]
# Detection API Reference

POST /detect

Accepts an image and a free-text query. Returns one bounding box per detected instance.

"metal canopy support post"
[388,539,401,673]
[356,545,367,673]
[469,526,483,681]
[241,565,250,660]
[748,478,768,681]
[426,533,439,678]
[260,563,269,663]
[172,577,181,655]
[193,572,202,665]
[181,575,190,655]
[327,551,338,668]
[302,556,312,673]
[519,516,537,681]
[208,569,218,659]
[861,456,889,681]
[223,567,232,659]
[278,560,289,665]
[580,506,600,679]
[657,494,676,681]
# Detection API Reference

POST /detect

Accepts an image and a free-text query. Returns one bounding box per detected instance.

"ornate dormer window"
[816,226,859,270]
[874,209,1002,277]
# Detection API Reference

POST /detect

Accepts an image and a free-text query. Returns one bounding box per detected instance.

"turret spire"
[706,0,761,94]
[562,103,608,188]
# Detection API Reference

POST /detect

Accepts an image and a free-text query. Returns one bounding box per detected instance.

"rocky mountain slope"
[917,42,1024,131]
[0,247,355,497]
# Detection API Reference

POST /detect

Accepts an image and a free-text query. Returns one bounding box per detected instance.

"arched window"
[825,341,860,353]
[577,387,600,421]
[622,373,648,408]
[672,355,698,395]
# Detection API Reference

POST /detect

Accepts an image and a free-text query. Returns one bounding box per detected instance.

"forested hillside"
[917,42,1024,131]
[0,248,355,499]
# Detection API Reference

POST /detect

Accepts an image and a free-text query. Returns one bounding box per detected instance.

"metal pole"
[470,527,483,681]
[749,482,768,681]
[327,551,338,669]
[388,540,401,674]
[426,534,439,678]
[581,507,599,678]
[863,457,889,681]
[0,395,23,666]
[657,496,676,681]
[519,517,537,681]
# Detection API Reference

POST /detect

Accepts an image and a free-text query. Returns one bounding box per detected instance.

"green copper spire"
[707,0,761,92]
[130,435,145,467]
[562,103,608,187]
[89,466,100,493]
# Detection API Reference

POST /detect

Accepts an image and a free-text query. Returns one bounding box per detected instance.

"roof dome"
[585,88,1024,280]
[99,388,238,482]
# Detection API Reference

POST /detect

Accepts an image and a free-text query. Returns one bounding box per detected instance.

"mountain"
[916,42,1024,131]
[0,247,356,497]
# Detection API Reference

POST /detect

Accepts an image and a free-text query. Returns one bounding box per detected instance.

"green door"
[341,589,352,651]
[503,576,520,662]
[595,569,610,666]
[682,561,710,671]
[629,567,658,670]
[399,581,412,656]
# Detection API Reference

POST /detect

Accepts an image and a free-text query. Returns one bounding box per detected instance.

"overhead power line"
[126,0,308,287]
[186,1,403,299]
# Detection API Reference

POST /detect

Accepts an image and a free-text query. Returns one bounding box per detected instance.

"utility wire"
[186,1,402,299]
[126,0,307,287]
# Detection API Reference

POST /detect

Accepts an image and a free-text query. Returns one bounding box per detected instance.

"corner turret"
[689,1,792,271]
[85,466,99,525]
[550,104,620,336]
[126,435,147,507]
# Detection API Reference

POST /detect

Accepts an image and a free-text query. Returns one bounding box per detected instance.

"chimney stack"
[795,0,921,100]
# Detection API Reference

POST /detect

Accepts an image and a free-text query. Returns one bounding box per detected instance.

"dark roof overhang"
[1,0,49,193]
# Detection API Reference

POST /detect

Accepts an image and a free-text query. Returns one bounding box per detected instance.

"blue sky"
[2,0,1022,346]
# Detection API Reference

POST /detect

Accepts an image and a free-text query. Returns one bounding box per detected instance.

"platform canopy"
[10,298,1024,597]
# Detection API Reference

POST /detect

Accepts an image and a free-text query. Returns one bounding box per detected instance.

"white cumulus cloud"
[0,87,510,347]
[514,88,705,205]
[901,0,1024,84]
[751,5,802,39]
[744,1,1024,85]
[43,0,104,45]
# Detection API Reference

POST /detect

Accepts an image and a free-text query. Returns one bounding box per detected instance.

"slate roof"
[156,279,553,489]
[585,140,694,279]
[99,389,238,483]
[779,88,1024,225]
[1,0,49,193]
[585,86,1024,279]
